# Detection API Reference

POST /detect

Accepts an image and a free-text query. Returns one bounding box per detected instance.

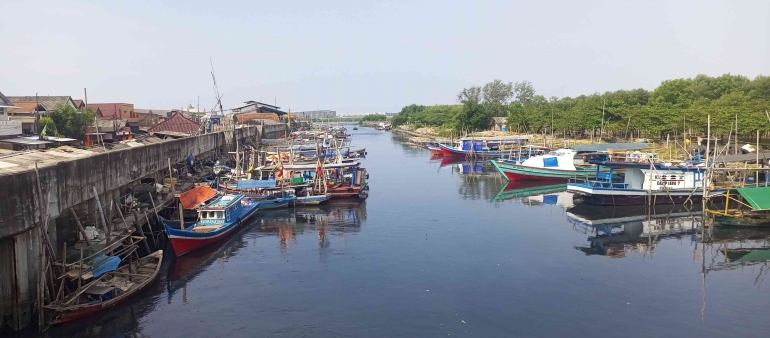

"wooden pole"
[91,186,110,246]
[68,208,92,246]
[703,114,711,204]
[757,130,760,187]
[178,200,185,230]
[132,211,152,253]
[735,114,739,156]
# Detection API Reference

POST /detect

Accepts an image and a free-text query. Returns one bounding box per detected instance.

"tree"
[482,80,514,104]
[457,86,482,105]
[50,105,96,140]
[39,116,57,137]
[513,81,536,104]
[361,113,387,122]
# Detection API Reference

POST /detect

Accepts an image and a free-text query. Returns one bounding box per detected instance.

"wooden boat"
[295,192,332,205]
[426,142,443,155]
[163,194,259,256]
[491,149,610,181]
[491,144,651,181]
[438,139,532,158]
[49,250,164,324]
[567,161,725,206]
[259,194,294,209]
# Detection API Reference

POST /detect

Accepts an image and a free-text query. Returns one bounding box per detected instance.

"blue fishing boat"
[163,194,259,257]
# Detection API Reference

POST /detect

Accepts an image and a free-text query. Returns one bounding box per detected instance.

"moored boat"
[296,193,332,205]
[163,193,259,256]
[491,149,611,181]
[48,250,164,324]
[567,160,725,206]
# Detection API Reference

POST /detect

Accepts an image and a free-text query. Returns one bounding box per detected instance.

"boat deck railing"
[569,178,630,190]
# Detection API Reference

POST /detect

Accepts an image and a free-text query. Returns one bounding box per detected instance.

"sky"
[1,0,768,115]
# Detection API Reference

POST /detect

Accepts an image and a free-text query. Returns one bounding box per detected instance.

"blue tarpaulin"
[543,157,558,167]
[473,141,483,151]
[236,179,276,189]
[91,254,121,278]
[462,140,471,150]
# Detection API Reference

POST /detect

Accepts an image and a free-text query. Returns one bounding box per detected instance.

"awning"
[0,138,53,145]
[736,186,770,210]
[179,186,218,209]
[236,179,276,189]
[570,143,650,152]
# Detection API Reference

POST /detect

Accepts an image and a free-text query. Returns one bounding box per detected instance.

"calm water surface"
[47,127,770,337]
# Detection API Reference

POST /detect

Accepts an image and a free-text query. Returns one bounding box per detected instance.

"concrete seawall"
[0,126,257,331]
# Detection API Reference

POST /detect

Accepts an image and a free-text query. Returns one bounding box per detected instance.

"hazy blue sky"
[1,0,768,114]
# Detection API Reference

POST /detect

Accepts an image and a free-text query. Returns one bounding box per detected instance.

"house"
[231,101,287,122]
[73,99,86,111]
[0,91,22,139]
[147,111,200,136]
[131,109,168,129]
[87,119,130,143]
[7,95,77,112]
[491,117,508,131]
[89,103,137,120]
[7,101,46,134]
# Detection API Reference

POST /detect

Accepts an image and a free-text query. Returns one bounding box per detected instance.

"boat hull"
[491,160,604,181]
[259,197,293,209]
[427,145,443,155]
[327,185,368,199]
[296,194,332,205]
[439,144,506,158]
[51,251,164,324]
[165,204,259,257]
[568,183,726,206]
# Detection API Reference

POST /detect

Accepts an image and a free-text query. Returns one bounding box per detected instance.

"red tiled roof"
[73,99,85,108]
[8,101,46,113]
[89,103,129,118]
[147,111,200,134]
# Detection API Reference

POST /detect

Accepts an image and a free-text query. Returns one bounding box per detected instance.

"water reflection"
[568,204,701,258]
[492,181,574,208]
[253,200,367,250]
[702,228,770,277]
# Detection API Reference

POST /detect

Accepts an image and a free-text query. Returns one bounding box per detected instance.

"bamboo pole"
[68,208,92,246]
[91,186,109,241]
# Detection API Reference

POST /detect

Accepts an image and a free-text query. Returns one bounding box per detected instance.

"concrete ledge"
[0,127,256,239]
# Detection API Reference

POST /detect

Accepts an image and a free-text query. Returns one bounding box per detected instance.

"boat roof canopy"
[736,186,770,210]
[569,143,650,152]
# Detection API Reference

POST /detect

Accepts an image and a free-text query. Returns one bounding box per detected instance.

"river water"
[46,127,770,337]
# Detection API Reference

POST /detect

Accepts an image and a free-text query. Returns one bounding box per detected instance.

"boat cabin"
[197,194,244,228]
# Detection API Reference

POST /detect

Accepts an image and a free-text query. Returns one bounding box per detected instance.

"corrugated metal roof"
[570,143,650,152]
[147,111,200,135]
[0,138,53,145]
[8,95,74,109]
[713,152,770,164]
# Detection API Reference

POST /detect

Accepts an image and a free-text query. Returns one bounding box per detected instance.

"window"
[217,211,224,219]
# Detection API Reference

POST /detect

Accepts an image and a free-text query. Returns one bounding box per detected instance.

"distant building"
[0,91,22,138]
[231,101,287,116]
[7,101,46,134]
[491,117,508,131]
[89,103,137,120]
[293,110,337,119]
[7,95,77,111]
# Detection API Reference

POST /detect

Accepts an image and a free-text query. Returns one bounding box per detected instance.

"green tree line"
[392,74,770,138]
[360,113,388,122]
